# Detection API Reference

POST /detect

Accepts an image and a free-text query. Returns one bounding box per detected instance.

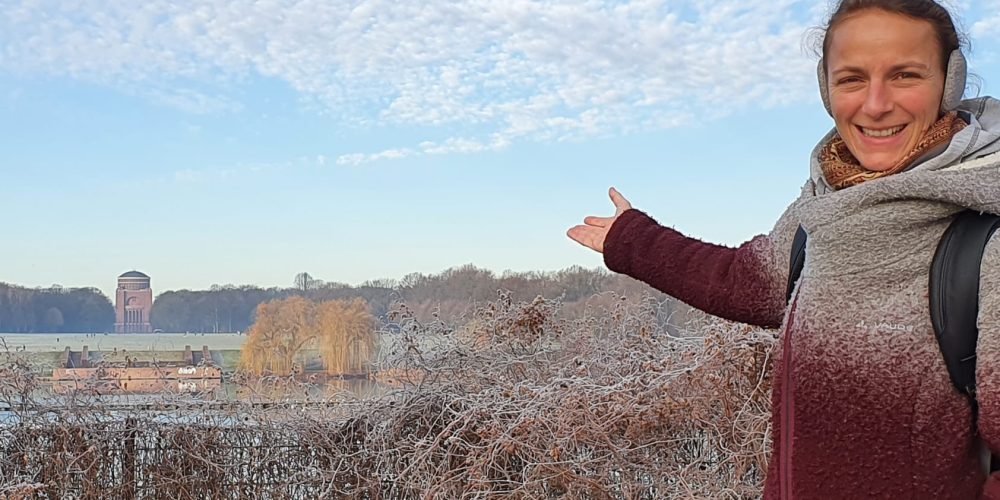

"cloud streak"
[972,1,1000,40]
[2,1,833,163]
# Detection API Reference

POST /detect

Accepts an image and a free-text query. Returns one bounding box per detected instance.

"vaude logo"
[855,319,915,333]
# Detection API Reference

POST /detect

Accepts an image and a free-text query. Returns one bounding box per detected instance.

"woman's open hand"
[567,187,633,254]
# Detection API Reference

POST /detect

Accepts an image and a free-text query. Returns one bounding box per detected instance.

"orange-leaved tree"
[240,296,316,376]
[240,297,375,376]
[316,298,375,376]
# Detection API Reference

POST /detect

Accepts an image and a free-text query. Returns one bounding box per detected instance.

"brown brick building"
[115,270,153,333]
[52,345,222,394]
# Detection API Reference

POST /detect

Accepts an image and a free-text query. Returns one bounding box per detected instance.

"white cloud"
[973,1,1000,40]
[147,88,243,114]
[172,166,241,184]
[336,147,415,166]
[173,168,205,184]
[167,158,322,185]
[2,0,829,160]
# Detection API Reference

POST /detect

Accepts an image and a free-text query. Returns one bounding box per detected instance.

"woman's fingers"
[584,215,614,227]
[567,187,632,254]
[609,187,632,214]
[566,224,605,253]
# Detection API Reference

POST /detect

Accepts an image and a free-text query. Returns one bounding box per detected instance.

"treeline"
[150,265,681,333]
[0,283,114,333]
[0,265,683,334]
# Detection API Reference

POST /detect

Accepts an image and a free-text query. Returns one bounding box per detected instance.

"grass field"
[0,333,248,353]
[0,333,384,376]
[0,333,248,374]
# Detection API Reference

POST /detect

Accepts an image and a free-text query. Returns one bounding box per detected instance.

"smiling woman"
[568,0,1000,498]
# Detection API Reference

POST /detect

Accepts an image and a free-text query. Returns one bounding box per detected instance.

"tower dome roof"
[118,270,150,279]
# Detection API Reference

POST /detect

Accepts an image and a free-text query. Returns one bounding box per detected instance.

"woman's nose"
[862,81,894,118]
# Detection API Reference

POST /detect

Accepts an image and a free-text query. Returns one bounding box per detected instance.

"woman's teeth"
[861,125,904,138]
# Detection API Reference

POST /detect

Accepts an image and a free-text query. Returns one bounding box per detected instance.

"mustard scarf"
[819,112,967,190]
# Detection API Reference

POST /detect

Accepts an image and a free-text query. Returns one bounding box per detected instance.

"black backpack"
[787,210,1000,469]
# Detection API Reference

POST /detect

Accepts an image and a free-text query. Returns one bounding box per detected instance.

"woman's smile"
[859,124,906,138]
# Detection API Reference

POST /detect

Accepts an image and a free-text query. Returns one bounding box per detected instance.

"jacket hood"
[808,96,1000,215]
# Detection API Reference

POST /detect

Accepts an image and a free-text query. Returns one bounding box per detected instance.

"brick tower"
[115,271,153,333]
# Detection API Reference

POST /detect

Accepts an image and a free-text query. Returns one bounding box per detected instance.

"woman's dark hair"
[817,0,965,72]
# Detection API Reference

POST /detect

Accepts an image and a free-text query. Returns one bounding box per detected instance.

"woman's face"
[826,9,945,171]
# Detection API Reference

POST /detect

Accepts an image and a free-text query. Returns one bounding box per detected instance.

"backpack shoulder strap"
[787,225,808,303]
[930,210,1000,399]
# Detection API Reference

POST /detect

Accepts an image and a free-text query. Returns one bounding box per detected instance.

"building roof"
[118,270,150,279]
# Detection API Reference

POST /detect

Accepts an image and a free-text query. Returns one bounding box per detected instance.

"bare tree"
[293,272,315,293]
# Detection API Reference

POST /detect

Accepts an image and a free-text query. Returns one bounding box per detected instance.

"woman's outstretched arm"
[568,187,803,328]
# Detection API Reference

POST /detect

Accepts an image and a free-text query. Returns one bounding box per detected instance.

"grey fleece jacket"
[603,96,1000,498]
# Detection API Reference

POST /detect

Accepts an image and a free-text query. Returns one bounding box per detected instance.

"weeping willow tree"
[240,297,375,376]
[316,298,375,376]
[240,297,315,376]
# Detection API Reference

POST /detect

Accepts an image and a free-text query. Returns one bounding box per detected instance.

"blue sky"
[2,0,1000,298]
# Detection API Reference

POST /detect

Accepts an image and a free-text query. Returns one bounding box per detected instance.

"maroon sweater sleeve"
[603,209,788,328]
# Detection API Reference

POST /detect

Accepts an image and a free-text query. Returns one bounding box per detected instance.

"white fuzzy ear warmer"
[817,49,967,116]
